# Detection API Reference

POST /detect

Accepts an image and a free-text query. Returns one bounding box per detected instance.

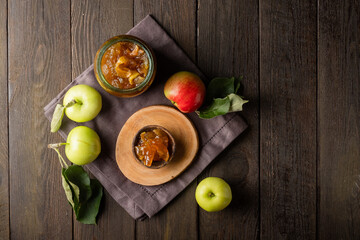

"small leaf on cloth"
[51,104,65,133]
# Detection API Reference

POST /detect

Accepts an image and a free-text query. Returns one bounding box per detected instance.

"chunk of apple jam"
[135,128,170,167]
[101,41,149,89]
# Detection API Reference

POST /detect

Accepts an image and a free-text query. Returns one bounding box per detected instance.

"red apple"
[164,71,206,113]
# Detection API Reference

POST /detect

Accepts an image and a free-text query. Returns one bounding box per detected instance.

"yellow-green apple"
[65,126,101,165]
[195,177,232,212]
[164,71,206,113]
[63,84,102,122]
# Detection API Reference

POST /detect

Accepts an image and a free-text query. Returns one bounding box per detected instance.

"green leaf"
[58,164,104,225]
[197,96,231,119]
[68,180,80,204]
[234,76,243,93]
[61,168,75,208]
[206,77,235,102]
[61,168,80,212]
[76,179,103,225]
[196,76,248,119]
[51,104,65,133]
[228,93,249,112]
[64,165,92,202]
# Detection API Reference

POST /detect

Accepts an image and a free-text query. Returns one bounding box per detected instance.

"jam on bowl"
[94,35,156,97]
[132,125,176,169]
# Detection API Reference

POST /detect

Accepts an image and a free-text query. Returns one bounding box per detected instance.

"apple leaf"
[61,165,103,224]
[197,76,248,119]
[64,165,92,202]
[234,76,243,94]
[68,181,80,206]
[61,168,80,212]
[51,145,104,225]
[228,93,249,112]
[197,96,231,119]
[61,168,75,208]
[50,104,65,133]
[205,77,235,103]
[76,179,103,225]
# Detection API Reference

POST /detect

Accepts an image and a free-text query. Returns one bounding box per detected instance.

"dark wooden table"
[1,0,359,239]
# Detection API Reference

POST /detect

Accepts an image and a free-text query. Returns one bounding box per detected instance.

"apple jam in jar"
[94,35,156,97]
[132,126,175,169]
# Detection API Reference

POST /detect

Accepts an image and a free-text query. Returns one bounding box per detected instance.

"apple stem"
[65,99,80,108]
[48,143,69,168]
[47,143,67,149]
[208,192,215,198]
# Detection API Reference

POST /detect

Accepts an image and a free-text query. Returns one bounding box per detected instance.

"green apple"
[63,84,102,122]
[195,177,232,212]
[65,126,101,165]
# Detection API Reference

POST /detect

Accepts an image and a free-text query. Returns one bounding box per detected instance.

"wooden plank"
[0,0,9,239]
[197,0,259,239]
[71,0,135,239]
[8,0,72,239]
[318,0,360,238]
[134,1,198,239]
[259,0,317,239]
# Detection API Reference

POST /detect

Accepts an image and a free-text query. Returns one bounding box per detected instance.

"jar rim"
[94,35,155,94]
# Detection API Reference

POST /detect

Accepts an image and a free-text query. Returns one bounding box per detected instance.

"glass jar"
[94,35,156,97]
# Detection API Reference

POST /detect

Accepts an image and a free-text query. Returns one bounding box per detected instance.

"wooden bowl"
[132,125,176,169]
[116,105,199,186]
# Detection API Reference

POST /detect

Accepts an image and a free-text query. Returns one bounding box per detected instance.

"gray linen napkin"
[44,15,247,220]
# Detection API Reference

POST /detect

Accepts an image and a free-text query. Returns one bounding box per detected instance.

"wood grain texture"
[71,0,135,239]
[134,0,196,61]
[8,0,72,239]
[197,0,259,239]
[71,0,101,78]
[134,1,198,239]
[4,0,360,238]
[318,0,360,239]
[260,0,317,239]
[0,0,9,238]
